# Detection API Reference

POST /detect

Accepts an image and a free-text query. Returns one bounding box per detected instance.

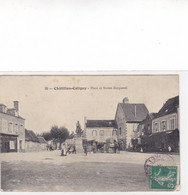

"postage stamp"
[149,166,177,190]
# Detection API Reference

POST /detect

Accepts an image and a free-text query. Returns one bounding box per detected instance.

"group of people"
[61,143,76,156]
[61,139,120,156]
[47,144,54,151]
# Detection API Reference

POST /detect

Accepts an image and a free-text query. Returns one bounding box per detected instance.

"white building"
[84,119,118,143]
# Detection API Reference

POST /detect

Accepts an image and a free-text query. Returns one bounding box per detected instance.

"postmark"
[144,154,174,175]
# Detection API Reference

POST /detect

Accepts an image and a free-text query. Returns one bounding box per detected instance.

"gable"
[119,103,149,122]
[115,103,126,121]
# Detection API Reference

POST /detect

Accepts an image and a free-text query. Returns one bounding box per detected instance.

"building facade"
[137,113,157,137]
[150,96,179,152]
[84,119,118,143]
[131,113,157,152]
[0,101,25,153]
[115,97,149,150]
[38,136,48,151]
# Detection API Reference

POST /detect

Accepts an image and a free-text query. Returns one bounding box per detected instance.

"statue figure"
[76,121,82,136]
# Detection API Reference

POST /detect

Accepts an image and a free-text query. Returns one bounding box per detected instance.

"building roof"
[154,96,179,118]
[25,129,39,142]
[0,104,25,120]
[140,113,157,124]
[86,120,118,128]
[0,132,19,137]
[118,103,149,122]
[0,110,25,120]
[148,113,157,119]
[37,136,47,144]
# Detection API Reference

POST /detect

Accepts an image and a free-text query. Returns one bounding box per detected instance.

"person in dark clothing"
[114,140,117,153]
[83,144,87,155]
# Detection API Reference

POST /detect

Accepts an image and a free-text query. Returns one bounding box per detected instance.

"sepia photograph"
[0,74,180,192]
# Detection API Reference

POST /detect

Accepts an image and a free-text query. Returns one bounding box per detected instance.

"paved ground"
[0,150,180,192]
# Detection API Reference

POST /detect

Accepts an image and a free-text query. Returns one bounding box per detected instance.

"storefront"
[131,129,179,153]
[148,129,179,152]
[0,133,18,153]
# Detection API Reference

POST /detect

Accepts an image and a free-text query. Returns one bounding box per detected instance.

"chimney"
[123,97,129,104]
[135,105,136,117]
[14,101,19,113]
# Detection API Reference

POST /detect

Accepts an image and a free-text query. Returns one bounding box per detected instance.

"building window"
[19,124,24,134]
[139,124,144,133]
[92,130,97,137]
[133,124,139,132]
[2,119,8,131]
[14,124,19,134]
[0,119,2,130]
[112,130,117,136]
[99,130,104,136]
[8,122,13,132]
[161,121,167,131]
[119,127,122,135]
[154,122,159,132]
[10,141,15,150]
[170,119,175,130]
[20,124,24,132]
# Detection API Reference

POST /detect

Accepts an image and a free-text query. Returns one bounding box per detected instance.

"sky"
[0,75,179,134]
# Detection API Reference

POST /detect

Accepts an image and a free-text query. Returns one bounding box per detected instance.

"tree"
[50,125,69,144]
[41,132,52,141]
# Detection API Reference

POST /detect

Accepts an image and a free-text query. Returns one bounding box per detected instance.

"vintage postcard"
[0,74,180,192]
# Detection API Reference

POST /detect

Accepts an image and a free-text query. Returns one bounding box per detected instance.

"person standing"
[61,143,67,156]
[83,140,88,155]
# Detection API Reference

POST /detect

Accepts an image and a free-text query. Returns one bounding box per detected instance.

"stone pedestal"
[75,136,84,153]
